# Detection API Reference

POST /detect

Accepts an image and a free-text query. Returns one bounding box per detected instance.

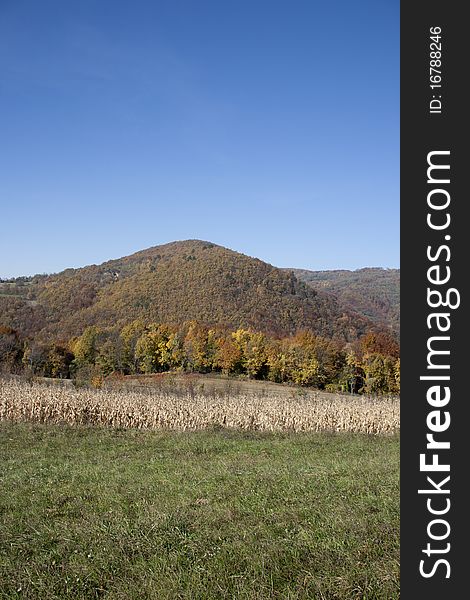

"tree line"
[0,322,400,394]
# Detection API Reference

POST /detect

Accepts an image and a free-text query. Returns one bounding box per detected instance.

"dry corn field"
[0,378,399,434]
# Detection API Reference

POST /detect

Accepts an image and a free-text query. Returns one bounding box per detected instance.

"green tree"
[96,337,123,376]
[183,323,215,372]
[120,320,146,374]
[166,331,184,370]
[362,353,397,394]
[135,330,160,373]
[71,326,100,368]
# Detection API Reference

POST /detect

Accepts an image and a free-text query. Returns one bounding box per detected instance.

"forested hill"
[0,240,380,342]
[288,267,400,335]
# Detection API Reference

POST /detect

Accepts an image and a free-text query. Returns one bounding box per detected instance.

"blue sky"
[0,0,399,278]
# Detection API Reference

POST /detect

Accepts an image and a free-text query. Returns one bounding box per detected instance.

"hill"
[288,268,400,334]
[0,240,380,342]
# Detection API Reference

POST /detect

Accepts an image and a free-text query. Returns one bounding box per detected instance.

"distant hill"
[0,240,383,342]
[288,267,400,335]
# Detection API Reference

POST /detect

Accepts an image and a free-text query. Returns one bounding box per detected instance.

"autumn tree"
[340,350,365,394]
[71,326,101,368]
[232,329,268,378]
[22,342,48,375]
[360,331,400,359]
[134,324,179,373]
[266,339,293,383]
[394,358,400,392]
[96,334,124,376]
[362,353,398,394]
[166,331,185,370]
[135,329,160,374]
[285,334,320,386]
[28,318,402,394]
[120,320,146,374]
[214,335,243,374]
[183,322,216,372]
[45,344,74,378]
[0,326,23,373]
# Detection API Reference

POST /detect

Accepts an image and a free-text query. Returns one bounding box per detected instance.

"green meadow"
[0,424,399,599]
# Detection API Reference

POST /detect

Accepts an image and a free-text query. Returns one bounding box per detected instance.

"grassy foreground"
[0,424,399,599]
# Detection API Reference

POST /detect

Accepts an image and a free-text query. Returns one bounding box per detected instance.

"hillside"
[0,240,379,342]
[289,268,400,334]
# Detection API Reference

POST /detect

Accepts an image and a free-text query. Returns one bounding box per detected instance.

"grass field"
[0,423,399,599]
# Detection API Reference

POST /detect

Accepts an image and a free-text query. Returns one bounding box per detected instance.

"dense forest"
[0,240,384,341]
[290,267,400,335]
[0,321,399,394]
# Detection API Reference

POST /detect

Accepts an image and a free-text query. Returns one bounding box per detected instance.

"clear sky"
[0,0,399,278]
